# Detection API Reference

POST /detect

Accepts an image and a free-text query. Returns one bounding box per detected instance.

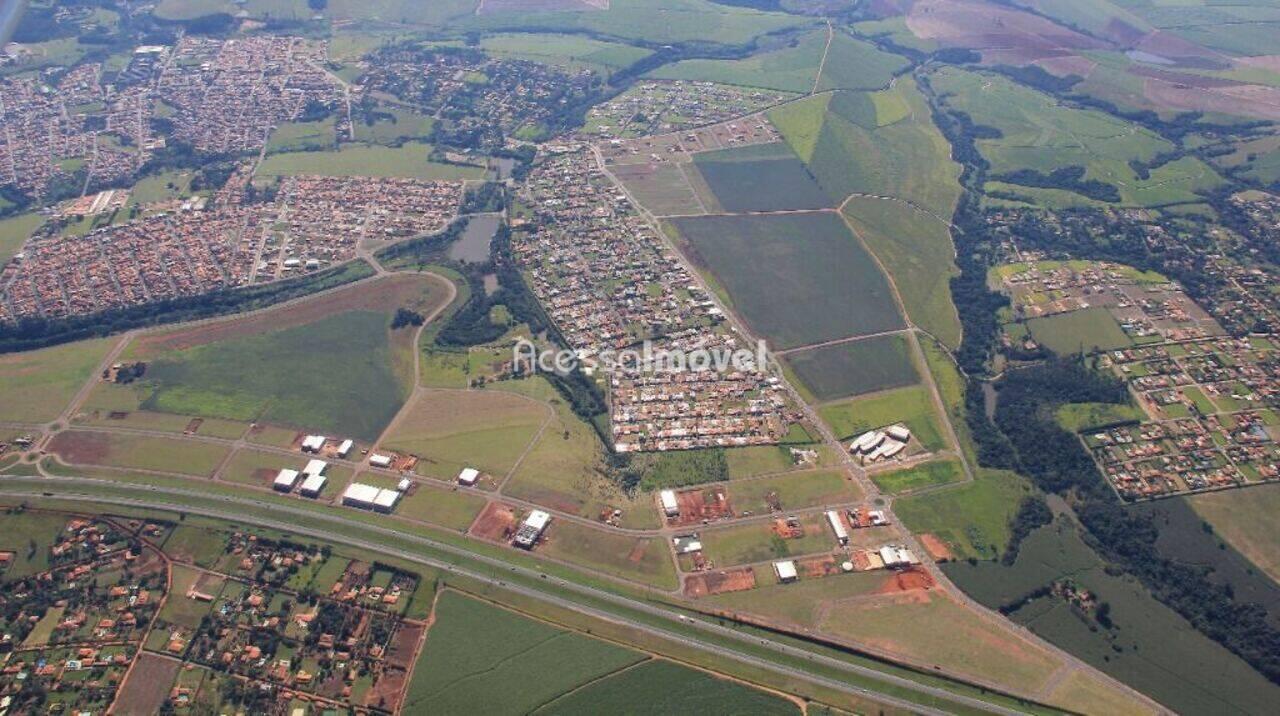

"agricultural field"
[479,33,652,74]
[814,32,909,92]
[671,212,904,350]
[783,333,918,403]
[94,275,448,441]
[871,459,965,494]
[611,161,708,216]
[381,389,548,481]
[893,468,1032,560]
[690,142,832,213]
[1025,307,1134,355]
[255,142,486,180]
[650,30,827,93]
[842,196,961,349]
[48,430,230,476]
[817,384,945,451]
[541,659,800,715]
[946,520,1280,715]
[0,337,114,423]
[1187,483,1280,583]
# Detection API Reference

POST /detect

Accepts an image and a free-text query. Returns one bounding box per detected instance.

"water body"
[0,0,29,47]
[448,214,501,263]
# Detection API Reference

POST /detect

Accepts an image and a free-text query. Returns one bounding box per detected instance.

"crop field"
[541,659,800,715]
[842,197,960,348]
[871,459,964,494]
[0,337,114,423]
[774,78,961,220]
[404,591,647,713]
[700,514,835,567]
[1188,483,1280,583]
[610,161,706,216]
[783,334,918,403]
[814,32,908,92]
[729,470,859,515]
[479,33,652,72]
[462,0,805,46]
[539,519,678,589]
[256,142,485,180]
[690,142,832,213]
[672,212,904,350]
[110,275,447,441]
[893,468,1030,560]
[817,385,945,450]
[0,211,44,265]
[382,390,547,481]
[48,430,230,477]
[650,29,826,93]
[1025,308,1133,355]
[946,521,1280,715]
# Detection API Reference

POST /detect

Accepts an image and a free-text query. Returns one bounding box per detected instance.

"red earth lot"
[469,502,519,542]
[684,567,757,598]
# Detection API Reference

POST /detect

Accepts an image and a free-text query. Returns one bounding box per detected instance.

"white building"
[369,454,393,468]
[826,510,849,546]
[774,560,798,583]
[457,467,480,486]
[885,424,912,443]
[879,545,918,568]
[514,510,551,549]
[273,469,299,492]
[335,439,354,458]
[397,478,413,492]
[659,489,679,517]
[303,459,328,476]
[300,473,326,498]
[342,483,380,509]
[301,435,326,453]
[849,430,885,455]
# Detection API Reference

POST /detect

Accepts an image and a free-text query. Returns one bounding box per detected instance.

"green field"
[893,468,1031,560]
[48,430,230,477]
[480,33,652,72]
[0,337,115,423]
[1189,483,1280,584]
[690,142,832,213]
[814,32,908,92]
[672,212,904,350]
[539,520,678,589]
[842,197,961,349]
[730,470,859,515]
[650,29,826,93]
[256,142,485,180]
[1024,308,1133,355]
[946,520,1280,715]
[382,390,547,481]
[700,514,834,567]
[784,333,918,403]
[1055,402,1146,432]
[871,459,965,494]
[265,119,337,153]
[0,512,70,578]
[540,659,799,715]
[817,384,945,451]
[403,590,646,714]
[351,107,436,146]
[0,212,44,266]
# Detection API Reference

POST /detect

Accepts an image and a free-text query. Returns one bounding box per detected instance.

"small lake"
[448,214,501,263]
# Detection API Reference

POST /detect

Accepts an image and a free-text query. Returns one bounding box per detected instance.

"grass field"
[690,142,832,213]
[650,30,826,93]
[351,107,436,145]
[108,276,446,441]
[730,470,858,515]
[842,197,961,349]
[1025,308,1133,355]
[814,32,908,92]
[396,487,486,531]
[893,468,1031,560]
[817,385,945,451]
[0,512,68,578]
[540,519,678,589]
[540,659,800,715]
[1055,402,1146,432]
[1188,483,1280,584]
[48,430,230,477]
[404,590,647,714]
[672,212,904,350]
[783,333,918,402]
[700,514,835,567]
[480,33,652,73]
[0,337,115,423]
[256,142,485,180]
[0,212,43,265]
[870,459,964,494]
[382,390,547,481]
[265,119,337,153]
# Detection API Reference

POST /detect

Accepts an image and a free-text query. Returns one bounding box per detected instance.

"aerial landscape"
[0,0,1278,714]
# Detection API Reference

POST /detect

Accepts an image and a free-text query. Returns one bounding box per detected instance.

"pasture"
[255,142,485,180]
[690,142,832,213]
[539,520,678,589]
[396,487,486,531]
[783,333,919,403]
[1188,483,1280,584]
[351,107,436,146]
[48,430,230,477]
[1025,308,1133,355]
[650,29,827,93]
[404,591,647,714]
[382,390,547,481]
[479,33,652,72]
[671,212,904,350]
[0,337,114,423]
[730,470,859,515]
[1055,402,1146,432]
[0,512,69,578]
[893,468,1031,560]
[700,514,834,567]
[870,459,964,494]
[814,32,908,91]
[0,211,43,265]
[265,119,337,153]
[817,384,945,451]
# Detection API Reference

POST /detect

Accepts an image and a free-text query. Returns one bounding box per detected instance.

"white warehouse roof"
[300,473,326,496]
[457,467,480,485]
[303,459,328,476]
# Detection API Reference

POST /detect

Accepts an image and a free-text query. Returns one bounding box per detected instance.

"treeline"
[0,261,374,354]
[993,165,1121,203]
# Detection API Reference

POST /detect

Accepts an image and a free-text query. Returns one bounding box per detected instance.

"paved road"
[0,478,1041,716]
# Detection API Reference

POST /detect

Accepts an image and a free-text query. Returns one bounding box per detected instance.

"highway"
[0,476,1049,716]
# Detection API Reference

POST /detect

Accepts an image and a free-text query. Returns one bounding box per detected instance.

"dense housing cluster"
[583,80,793,139]
[514,145,791,451]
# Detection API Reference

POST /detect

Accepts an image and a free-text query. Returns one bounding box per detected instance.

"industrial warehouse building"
[457,467,480,486]
[514,510,551,549]
[659,489,679,517]
[342,483,401,513]
[273,469,300,492]
[299,473,326,498]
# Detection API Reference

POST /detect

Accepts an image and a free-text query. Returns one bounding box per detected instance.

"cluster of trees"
[390,308,424,330]
[461,182,506,214]
[1002,496,1053,565]
[993,166,1121,203]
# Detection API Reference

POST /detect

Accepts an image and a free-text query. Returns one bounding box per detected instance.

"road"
[0,477,1043,716]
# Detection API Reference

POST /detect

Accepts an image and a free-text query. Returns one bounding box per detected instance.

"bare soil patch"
[114,653,180,716]
[469,502,518,541]
[684,567,757,598]
[918,533,954,562]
